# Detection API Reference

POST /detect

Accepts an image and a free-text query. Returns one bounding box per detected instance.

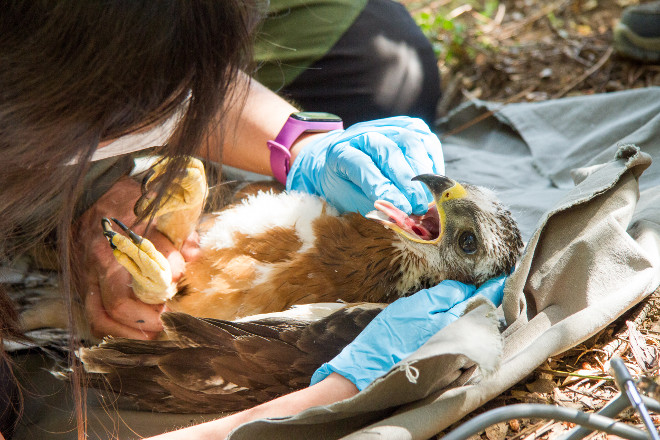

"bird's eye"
[458,231,477,254]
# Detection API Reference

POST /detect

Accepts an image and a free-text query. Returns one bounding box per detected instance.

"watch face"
[291,112,342,122]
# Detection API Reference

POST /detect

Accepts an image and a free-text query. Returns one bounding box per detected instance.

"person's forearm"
[204,73,323,176]
[145,373,358,440]
[212,73,295,174]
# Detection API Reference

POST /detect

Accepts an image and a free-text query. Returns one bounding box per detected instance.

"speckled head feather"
[369,175,523,290]
[437,182,523,285]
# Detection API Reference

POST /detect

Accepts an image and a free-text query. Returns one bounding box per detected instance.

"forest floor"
[404,0,660,116]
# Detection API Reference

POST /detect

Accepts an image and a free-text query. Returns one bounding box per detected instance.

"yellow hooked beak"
[366,175,467,244]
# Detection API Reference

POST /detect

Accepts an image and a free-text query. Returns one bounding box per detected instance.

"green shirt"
[253,0,368,90]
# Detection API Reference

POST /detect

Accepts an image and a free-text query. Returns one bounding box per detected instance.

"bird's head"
[366,174,523,286]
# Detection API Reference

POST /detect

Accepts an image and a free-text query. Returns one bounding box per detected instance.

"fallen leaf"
[552,387,579,407]
[540,67,553,78]
[485,422,508,440]
[577,24,593,36]
[546,422,571,440]
[627,321,656,370]
[582,0,597,12]
[526,378,556,394]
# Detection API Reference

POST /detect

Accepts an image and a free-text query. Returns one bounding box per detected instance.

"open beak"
[365,174,467,244]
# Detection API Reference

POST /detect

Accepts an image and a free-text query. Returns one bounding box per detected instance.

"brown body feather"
[172,212,413,320]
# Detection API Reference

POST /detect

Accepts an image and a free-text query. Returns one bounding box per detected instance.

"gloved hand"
[287,116,444,216]
[310,275,507,391]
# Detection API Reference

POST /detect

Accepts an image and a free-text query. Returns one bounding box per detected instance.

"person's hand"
[75,177,199,340]
[310,275,507,390]
[287,116,444,216]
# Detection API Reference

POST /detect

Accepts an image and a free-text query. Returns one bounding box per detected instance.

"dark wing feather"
[162,312,299,345]
[80,304,384,413]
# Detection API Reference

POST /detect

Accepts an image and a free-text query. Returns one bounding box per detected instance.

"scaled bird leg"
[135,157,207,249]
[102,217,176,304]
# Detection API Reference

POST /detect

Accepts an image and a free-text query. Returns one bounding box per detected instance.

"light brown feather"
[169,213,405,320]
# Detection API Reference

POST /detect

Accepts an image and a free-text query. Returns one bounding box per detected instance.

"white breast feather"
[200,190,339,251]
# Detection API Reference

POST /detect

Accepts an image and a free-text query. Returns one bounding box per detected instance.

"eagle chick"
[85,159,523,413]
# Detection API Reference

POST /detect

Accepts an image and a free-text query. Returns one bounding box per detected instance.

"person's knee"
[369,32,440,122]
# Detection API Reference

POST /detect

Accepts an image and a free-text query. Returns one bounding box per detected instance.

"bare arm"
[204,73,322,175]
[145,373,358,440]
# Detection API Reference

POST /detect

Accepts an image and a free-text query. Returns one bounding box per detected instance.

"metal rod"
[441,404,648,440]
[560,393,630,440]
[611,357,660,440]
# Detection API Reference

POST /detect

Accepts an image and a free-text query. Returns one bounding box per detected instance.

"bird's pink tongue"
[371,200,436,241]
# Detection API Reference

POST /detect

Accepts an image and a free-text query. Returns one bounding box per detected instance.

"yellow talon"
[99,157,206,304]
[134,157,207,248]
[102,218,176,304]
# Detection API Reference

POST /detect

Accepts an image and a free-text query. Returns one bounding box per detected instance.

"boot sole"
[613,22,660,62]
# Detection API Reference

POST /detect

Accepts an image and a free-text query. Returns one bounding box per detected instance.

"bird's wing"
[80,304,385,413]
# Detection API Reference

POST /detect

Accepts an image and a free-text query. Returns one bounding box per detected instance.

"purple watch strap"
[268,116,343,185]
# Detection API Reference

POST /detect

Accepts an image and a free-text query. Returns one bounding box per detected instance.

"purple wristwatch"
[268,112,343,184]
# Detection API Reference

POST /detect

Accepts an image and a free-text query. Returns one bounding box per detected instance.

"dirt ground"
[401,1,660,438]
[404,0,660,116]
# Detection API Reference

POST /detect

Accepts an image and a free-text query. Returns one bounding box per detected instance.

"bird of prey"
[81,157,523,413]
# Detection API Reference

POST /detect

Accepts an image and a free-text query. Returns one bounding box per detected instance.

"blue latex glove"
[310,275,507,391]
[286,116,444,216]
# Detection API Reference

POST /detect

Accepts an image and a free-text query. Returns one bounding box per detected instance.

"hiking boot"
[613,1,660,62]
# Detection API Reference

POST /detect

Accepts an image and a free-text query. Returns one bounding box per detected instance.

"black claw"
[101,218,118,249]
[110,217,144,245]
[134,169,155,217]
[134,193,147,217]
[141,169,155,196]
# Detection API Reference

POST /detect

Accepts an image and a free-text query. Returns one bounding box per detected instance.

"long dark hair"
[0,1,262,437]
